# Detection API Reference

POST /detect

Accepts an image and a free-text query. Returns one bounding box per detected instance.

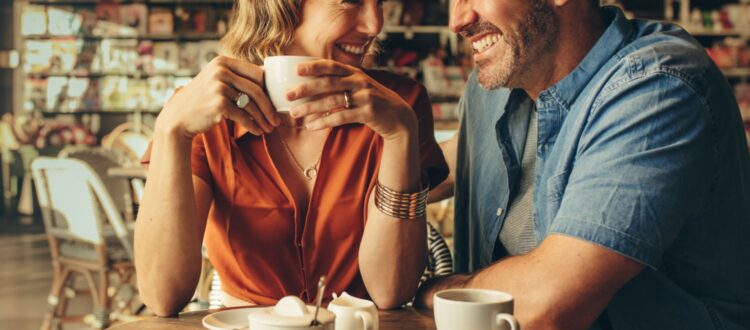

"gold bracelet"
[374,174,429,220]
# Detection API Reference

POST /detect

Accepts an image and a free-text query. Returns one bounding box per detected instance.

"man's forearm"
[416,235,644,329]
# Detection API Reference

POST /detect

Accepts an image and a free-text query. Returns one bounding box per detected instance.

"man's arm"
[427,132,458,203]
[417,234,644,330]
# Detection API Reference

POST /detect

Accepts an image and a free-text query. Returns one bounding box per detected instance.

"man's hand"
[414,274,472,309]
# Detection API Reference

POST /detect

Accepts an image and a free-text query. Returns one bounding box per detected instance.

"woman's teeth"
[337,44,366,55]
[472,33,501,52]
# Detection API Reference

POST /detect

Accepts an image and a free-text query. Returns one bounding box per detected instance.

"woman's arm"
[135,130,212,317]
[135,56,276,316]
[359,120,427,309]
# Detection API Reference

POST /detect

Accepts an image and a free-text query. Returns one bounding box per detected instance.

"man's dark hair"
[591,0,600,7]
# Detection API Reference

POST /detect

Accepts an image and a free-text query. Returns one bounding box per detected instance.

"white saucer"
[202,306,272,330]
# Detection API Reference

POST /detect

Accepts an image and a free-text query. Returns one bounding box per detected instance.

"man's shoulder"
[609,19,720,89]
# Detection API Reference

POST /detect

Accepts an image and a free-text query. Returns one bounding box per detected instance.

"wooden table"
[109,307,436,329]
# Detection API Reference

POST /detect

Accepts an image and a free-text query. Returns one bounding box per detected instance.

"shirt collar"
[542,6,633,108]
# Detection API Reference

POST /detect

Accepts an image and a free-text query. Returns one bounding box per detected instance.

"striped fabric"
[420,222,454,285]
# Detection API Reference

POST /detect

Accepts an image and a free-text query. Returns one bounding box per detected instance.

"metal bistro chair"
[31,157,137,329]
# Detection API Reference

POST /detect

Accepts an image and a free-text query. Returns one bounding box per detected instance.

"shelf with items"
[16,0,229,128]
[22,33,223,41]
[38,109,161,116]
[24,71,199,78]
[376,0,470,131]
[28,0,233,5]
[618,1,750,81]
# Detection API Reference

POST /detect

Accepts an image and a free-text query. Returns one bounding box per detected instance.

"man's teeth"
[338,44,366,55]
[472,33,501,52]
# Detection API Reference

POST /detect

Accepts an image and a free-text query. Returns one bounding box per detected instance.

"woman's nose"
[358,2,384,36]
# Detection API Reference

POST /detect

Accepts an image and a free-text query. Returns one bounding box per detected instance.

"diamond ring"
[235,92,250,109]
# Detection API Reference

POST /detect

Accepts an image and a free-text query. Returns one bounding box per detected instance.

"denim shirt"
[453,7,750,329]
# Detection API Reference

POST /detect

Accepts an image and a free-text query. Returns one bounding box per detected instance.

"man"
[418,0,750,329]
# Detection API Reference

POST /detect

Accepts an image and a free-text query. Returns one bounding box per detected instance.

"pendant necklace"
[278,133,324,181]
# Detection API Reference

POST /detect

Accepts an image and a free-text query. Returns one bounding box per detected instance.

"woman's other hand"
[287,59,417,141]
[156,56,280,139]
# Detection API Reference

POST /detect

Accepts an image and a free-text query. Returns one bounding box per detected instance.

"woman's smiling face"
[285,0,385,66]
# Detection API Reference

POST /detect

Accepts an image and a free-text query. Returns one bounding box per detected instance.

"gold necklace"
[278,132,324,181]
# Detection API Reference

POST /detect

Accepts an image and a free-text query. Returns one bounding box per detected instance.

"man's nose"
[449,0,477,34]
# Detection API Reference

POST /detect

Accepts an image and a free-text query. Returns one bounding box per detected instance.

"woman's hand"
[156,56,280,139]
[286,59,417,141]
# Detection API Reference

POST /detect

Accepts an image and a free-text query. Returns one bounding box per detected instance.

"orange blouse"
[145,70,448,306]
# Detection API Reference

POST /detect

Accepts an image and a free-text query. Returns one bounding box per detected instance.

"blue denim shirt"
[453,7,750,329]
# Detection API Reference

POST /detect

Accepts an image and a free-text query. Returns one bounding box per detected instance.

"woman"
[135,0,448,316]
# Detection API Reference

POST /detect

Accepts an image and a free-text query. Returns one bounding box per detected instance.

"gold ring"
[343,90,353,109]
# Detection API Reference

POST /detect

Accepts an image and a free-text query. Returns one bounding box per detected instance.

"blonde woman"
[135,0,448,316]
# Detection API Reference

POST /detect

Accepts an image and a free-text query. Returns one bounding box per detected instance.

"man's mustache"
[460,21,501,39]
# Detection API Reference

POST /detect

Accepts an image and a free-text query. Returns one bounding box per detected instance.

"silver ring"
[343,90,353,109]
[235,92,250,109]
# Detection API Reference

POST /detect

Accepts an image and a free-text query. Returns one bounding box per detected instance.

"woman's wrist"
[381,107,418,142]
[155,113,194,143]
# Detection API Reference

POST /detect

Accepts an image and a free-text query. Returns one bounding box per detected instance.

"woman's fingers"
[287,75,363,101]
[297,59,353,77]
[289,93,347,118]
[217,64,280,127]
[211,56,265,86]
[304,108,361,131]
[216,84,265,135]
[219,100,264,136]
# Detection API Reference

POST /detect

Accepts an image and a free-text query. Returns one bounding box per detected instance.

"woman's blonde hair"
[220,0,303,65]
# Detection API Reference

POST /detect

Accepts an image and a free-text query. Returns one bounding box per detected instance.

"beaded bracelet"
[374,175,430,220]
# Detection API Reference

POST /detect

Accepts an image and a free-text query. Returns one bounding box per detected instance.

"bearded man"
[418,0,750,329]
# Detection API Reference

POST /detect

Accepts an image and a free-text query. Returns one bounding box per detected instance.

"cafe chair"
[101,122,151,165]
[58,146,137,223]
[31,157,138,330]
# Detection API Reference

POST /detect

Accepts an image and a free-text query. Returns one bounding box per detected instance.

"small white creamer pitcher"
[328,292,379,330]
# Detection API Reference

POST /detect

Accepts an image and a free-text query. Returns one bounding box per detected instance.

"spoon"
[310,275,326,327]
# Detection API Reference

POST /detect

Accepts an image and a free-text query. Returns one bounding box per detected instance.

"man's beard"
[475,0,559,90]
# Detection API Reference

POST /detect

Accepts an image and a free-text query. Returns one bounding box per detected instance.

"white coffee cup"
[263,55,321,112]
[328,292,378,330]
[434,289,519,330]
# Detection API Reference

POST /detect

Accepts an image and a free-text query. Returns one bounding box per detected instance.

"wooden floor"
[0,217,92,330]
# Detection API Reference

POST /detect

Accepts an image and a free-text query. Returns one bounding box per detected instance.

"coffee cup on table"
[263,55,321,112]
[433,289,519,330]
